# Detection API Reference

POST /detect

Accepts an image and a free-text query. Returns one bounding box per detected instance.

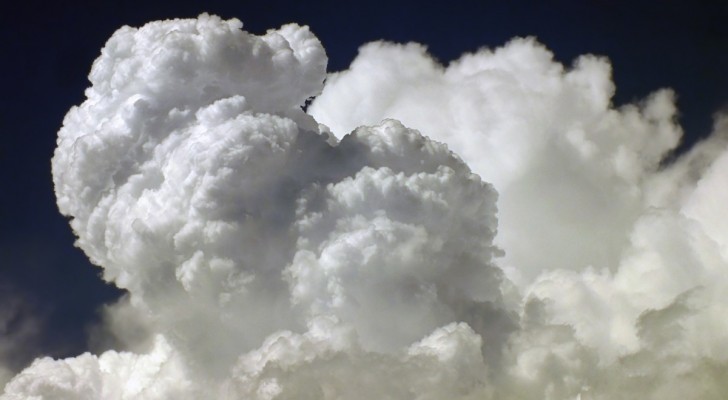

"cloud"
[309,38,682,286]
[85,294,155,355]
[0,284,45,390]
[4,13,728,399]
[311,36,728,398]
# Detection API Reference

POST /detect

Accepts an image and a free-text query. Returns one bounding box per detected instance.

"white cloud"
[2,336,190,400]
[309,38,682,286]
[311,34,728,398]
[4,13,728,399]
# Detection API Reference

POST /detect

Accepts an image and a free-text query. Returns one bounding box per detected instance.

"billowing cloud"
[310,34,728,398]
[309,38,681,286]
[3,13,728,399]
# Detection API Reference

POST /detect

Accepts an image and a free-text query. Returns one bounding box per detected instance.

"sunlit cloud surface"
[3,14,728,399]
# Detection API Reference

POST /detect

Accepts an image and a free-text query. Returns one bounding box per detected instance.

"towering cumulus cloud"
[3,13,728,399]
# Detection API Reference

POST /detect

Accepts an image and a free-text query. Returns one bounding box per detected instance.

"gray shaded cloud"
[0,284,44,389]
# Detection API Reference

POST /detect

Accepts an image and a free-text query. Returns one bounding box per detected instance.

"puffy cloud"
[2,336,190,400]
[311,36,728,398]
[309,38,682,286]
[5,14,508,399]
[222,318,490,400]
[5,13,728,400]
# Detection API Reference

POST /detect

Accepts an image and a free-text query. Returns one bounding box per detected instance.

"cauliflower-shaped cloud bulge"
[309,39,682,286]
[5,12,728,400]
[310,32,728,399]
[4,14,507,399]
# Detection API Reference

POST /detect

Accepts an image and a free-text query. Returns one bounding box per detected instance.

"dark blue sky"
[1,0,726,370]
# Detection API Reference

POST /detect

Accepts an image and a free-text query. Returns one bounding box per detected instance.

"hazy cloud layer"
[3,14,728,399]
[0,284,45,390]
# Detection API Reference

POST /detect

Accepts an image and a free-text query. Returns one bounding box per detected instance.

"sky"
[1,1,728,398]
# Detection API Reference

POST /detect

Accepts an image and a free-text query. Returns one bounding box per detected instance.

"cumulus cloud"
[311,36,728,398]
[4,13,728,399]
[309,38,682,286]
